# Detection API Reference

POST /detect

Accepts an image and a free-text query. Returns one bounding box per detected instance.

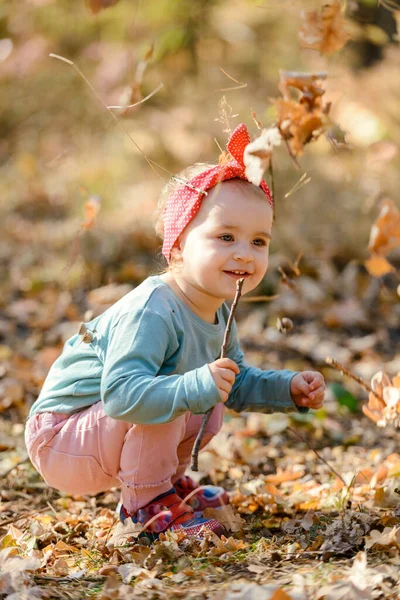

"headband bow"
[162,123,273,263]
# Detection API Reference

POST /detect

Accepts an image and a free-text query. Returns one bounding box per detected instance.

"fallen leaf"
[265,469,304,484]
[108,519,144,547]
[118,563,152,584]
[203,505,245,533]
[205,532,248,556]
[52,557,69,576]
[53,540,80,555]
[300,510,315,531]
[365,527,400,549]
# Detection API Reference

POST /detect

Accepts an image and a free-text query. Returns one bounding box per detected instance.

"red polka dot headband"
[162,122,273,263]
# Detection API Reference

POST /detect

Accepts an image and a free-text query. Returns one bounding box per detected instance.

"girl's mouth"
[223,271,250,279]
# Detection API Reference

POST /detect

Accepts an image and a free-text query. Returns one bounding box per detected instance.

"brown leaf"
[108,519,143,547]
[86,0,119,15]
[52,557,69,577]
[205,531,248,556]
[53,540,80,555]
[203,505,244,533]
[299,0,351,55]
[274,73,328,157]
[365,527,400,549]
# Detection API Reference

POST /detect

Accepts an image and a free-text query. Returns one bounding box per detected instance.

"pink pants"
[24,401,224,514]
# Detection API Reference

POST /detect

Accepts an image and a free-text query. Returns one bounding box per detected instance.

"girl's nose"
[233,245,254,262]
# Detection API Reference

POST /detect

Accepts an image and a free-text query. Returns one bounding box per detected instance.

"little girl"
[25,123,325,541]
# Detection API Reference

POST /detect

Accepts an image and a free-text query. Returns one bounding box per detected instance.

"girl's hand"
[290,371,326,409]
[208,358,240,402]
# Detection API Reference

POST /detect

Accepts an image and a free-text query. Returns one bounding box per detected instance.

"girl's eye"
[253,238,268,247]
[219,234,234,242]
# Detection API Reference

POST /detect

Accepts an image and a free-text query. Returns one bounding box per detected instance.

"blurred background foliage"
[1,0,400,298]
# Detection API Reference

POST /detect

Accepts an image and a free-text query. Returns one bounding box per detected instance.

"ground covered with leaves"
[1,405,400,599]
[1,267,400,599]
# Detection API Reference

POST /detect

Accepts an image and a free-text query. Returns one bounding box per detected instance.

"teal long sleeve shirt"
[29,275,304,423]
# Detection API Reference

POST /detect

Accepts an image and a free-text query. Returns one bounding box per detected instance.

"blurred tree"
[348,0,398,68]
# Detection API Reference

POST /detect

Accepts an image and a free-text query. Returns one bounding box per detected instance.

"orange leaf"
[368,199,400,256]
[392,374,400,388]
[53,540,80,554]
[354,469,374,484]
[365,254,394,277]
[82,195,101,231]
[362,403,381,424]
[270,590,294,600]
[265,470,304,484]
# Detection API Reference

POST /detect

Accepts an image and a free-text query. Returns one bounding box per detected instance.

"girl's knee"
[35,446,117,495]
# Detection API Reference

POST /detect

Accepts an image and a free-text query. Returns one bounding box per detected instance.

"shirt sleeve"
[224,320,309,414]
[100,310,221,424]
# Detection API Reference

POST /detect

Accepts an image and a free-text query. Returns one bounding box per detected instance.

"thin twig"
[33,575,106,583]
[241,294,279,303]
[282,137,301,169]
[107,82,164,109]
[191,278,245,471]
[215,68,248,92]
[325,357,385,404]
[49,54,202,192]
[268,158,275,220]
[0,506,53,528]
[1,457,29,479]
[284,172,311,198]
[287,427,347,486]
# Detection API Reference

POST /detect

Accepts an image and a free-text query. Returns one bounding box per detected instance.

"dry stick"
[268,158,276,222]
[287,427,347,487]
[325,356,385,404]
[1,457,29,479]
[49,54,207,197]
[0,505,53,528]
[191,278,245,471]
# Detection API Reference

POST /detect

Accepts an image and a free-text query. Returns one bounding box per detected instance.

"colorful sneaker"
[119,488,223,542]
[174,476,229,514]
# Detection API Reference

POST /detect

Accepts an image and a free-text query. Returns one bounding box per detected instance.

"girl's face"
[173,179,273,304]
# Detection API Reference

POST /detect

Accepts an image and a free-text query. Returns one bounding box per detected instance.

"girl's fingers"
[298,395,324,408]
[308,384,325,402]
[219,377,233,394]
[220,368,236,384]
[216,358,240,374]
[308,373,325,390]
